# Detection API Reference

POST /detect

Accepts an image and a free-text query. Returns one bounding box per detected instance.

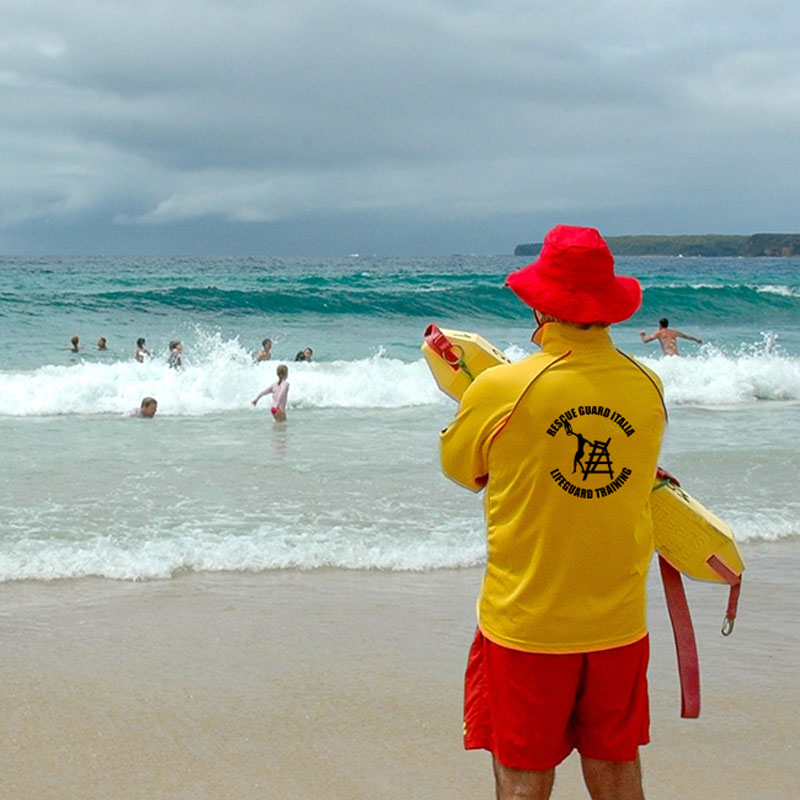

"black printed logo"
[564,420,614,481]
[546,406,635,501]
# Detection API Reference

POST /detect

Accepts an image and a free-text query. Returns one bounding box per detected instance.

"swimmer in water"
[251,364,289,422]
[254,338,273,362]
[640,318,702,356]
[168,340,183,370]
[133,337,151,363]
[124,397,158,418]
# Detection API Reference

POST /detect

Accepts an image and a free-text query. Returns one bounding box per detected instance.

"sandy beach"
[0,544,797,800]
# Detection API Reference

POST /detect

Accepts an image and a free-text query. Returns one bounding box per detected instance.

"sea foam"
[0,334,446,416]
[640,333,800,406]
[0,509,791,582]
[1,331,799,416]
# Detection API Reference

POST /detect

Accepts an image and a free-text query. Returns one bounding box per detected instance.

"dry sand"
[0,544,796,799]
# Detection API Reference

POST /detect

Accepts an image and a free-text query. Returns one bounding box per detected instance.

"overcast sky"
[2,0,799,255]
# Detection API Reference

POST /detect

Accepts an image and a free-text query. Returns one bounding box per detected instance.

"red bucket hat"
[505,225,642,323]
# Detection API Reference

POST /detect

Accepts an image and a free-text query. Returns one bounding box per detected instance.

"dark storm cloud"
[2,0,800,253]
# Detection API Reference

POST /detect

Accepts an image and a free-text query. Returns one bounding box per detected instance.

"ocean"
[1,254,799,582]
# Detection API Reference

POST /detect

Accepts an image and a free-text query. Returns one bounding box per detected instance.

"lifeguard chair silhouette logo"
[563,420,614,481]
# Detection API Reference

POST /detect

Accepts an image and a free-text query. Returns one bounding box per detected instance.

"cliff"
[513,233,800,257]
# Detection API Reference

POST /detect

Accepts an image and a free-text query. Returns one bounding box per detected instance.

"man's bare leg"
[580,755,644,800]
[493,757,555,800]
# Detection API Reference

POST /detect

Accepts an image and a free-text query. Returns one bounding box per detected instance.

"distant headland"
[513,233,800,257]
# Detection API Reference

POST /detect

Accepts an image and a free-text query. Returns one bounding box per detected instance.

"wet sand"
[0,545,797,799]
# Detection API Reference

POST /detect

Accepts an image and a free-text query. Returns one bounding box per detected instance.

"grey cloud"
[2,0,800,253]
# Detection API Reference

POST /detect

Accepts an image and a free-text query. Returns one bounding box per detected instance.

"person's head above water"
[505,225,642,325]
[659,318,669,328]
[139,397,158,418]
[276,364,288,380]
[136,337,146,348]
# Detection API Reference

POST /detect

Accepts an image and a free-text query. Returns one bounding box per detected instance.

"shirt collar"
[533,321,615,353]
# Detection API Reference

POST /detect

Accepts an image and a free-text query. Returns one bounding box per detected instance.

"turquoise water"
[3,255,800,367]
[0,255,798,580]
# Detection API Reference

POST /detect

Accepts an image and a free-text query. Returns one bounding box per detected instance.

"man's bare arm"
[675,330,702,344]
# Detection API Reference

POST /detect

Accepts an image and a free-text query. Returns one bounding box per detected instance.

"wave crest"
[640,333,800,405]
[1,330,799,416]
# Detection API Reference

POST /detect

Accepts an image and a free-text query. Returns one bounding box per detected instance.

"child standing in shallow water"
[251,364,289,422]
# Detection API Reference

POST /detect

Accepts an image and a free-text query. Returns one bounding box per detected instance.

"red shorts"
[464,630,649,770]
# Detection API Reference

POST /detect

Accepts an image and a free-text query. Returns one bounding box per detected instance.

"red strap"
[706,554,742,635]
[658,555,701,718]
[424,324,460,369]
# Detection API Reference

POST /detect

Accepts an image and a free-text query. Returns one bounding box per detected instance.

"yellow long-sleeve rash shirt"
[440,322,667,653]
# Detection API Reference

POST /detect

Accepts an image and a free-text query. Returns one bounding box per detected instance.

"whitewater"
[2,330,799,417]
[1,254,799,582]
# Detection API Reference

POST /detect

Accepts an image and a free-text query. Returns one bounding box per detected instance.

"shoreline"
[0,559,797,799]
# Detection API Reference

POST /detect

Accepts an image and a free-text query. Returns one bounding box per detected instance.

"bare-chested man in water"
[640,318,702,356]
